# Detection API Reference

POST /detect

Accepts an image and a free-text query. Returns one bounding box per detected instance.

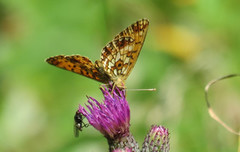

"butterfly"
[74,110,89,137]
[46,19,149,89]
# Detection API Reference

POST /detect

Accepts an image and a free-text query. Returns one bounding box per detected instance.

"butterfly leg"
[111,83,116,94]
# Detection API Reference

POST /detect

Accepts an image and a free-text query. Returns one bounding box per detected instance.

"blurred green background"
[0,0,240,151]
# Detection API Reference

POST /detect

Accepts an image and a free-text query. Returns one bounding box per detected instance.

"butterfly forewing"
[100,19,149,86]
[46,55,110,83]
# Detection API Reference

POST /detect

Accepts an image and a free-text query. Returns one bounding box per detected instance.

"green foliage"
[0,0,239,151]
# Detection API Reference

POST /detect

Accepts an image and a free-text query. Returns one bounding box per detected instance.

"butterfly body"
[46,19,149,89]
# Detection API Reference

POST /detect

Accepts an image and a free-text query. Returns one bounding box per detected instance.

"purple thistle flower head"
[142,125,170,152]
[79,86,130,140]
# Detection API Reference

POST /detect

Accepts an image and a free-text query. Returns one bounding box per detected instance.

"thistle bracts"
[142,125,170,152]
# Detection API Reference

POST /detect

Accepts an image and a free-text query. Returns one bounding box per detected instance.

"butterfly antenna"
[126,88,157,91]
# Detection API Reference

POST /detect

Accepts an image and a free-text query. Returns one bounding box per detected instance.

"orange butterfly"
[46,19,149,89]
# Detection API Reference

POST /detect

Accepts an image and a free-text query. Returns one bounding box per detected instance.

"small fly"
[74,110,89,137]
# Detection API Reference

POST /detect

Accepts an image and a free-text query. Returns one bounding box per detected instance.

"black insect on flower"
[74,110,89,137]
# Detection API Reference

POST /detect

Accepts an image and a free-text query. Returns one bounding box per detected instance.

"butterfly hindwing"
[46,55,110,83]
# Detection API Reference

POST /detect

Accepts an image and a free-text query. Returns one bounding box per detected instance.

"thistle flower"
[79,86,139,152]
[142,125,170,152]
